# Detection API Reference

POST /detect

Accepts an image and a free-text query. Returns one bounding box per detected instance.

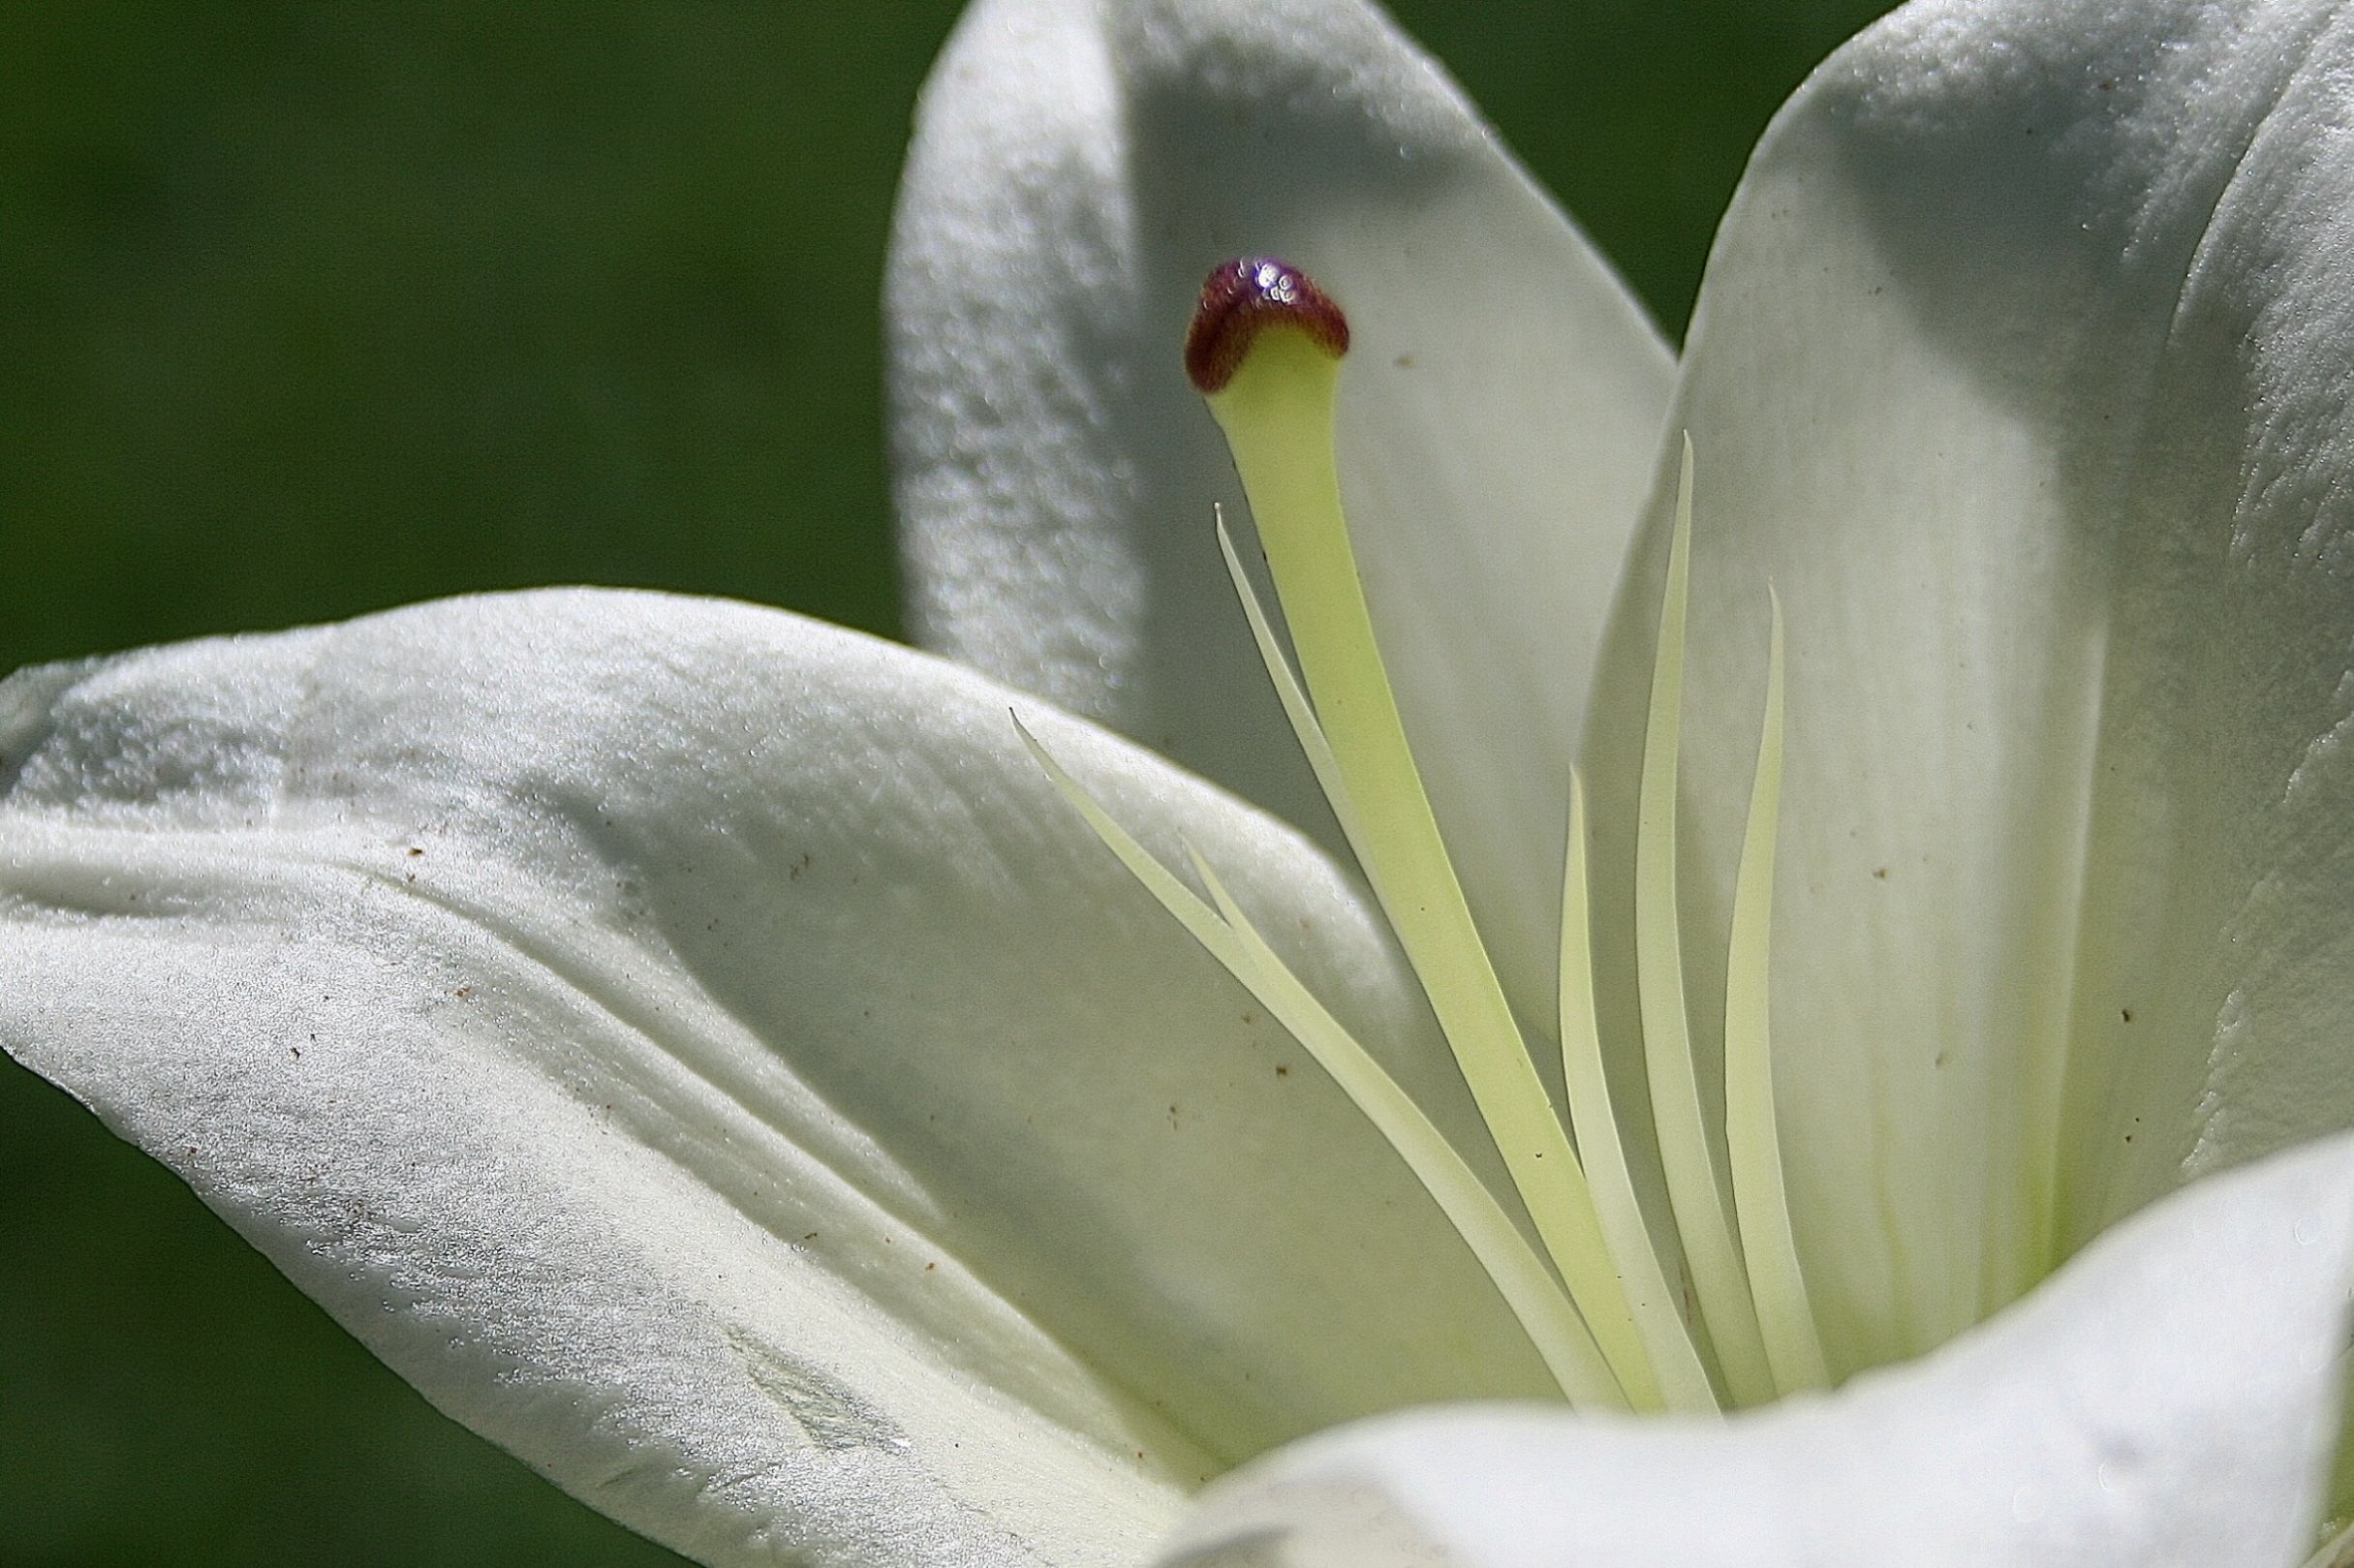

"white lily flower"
[8,0,2354,1564]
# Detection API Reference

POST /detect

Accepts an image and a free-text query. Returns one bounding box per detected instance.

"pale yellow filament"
[1026,300,1826,1418]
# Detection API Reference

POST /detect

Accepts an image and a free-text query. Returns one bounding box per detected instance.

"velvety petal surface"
[889,0,1674,1020]
[0,590,1557,1568]
[1579,0,2354,1370]
[1157,1130,2354,1568]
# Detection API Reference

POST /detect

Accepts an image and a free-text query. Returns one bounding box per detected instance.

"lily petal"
[888,0,1673,1020]
[1158,1129,2354,1568]
[1581,0,2354,1368]
[0,589,1557,1567]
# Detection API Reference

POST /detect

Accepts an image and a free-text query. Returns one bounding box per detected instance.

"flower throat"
[1028,257,1823,1415]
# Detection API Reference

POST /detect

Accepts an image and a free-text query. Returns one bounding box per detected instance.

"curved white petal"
[0,590,1557,1567]
[1580,0,2354,1368]
[1159,1131,2354,1568]
[889,0,1673,1019]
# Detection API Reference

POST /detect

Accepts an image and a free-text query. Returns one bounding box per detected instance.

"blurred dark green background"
[0,2,1896,1561]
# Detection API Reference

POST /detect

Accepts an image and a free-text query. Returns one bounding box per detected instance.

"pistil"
[1030,256,1824,1420]
[1185,258,1693,1413]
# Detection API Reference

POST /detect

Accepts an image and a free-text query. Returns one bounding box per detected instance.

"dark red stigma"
[1183,258,1350,394]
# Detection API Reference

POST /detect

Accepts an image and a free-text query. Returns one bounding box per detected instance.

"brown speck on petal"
[1184,258,1348,393]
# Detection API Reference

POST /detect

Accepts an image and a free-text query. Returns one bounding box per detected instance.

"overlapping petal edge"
[1158,1132,2354,1568]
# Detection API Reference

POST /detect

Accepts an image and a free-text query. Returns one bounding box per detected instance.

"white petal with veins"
[890,0,1674,1021]
[0,589,1558,1566]
[1581,0,2354,1371]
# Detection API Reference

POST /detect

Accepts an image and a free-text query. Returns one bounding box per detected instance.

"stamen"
[1013,717,1625,1408]
[1721,592,1831,1393]
[1560,769,1719,1412]
[1635,438,1776,1404]
[1215,507,1359,845]
[1179,843,1625,1410]
[1192,258,1664,1410]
